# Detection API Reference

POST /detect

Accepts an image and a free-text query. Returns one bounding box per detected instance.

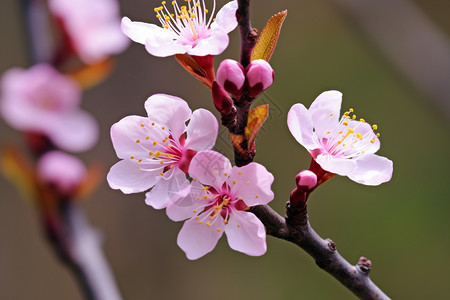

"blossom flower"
[49,0,129,64]
[287,90,393,186]
[37,151,87,195]
[121,0,238,57]
[0,64,98,152]
[107,94,218,210]
[166,150,274,260]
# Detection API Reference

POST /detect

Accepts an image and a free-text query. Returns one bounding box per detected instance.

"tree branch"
[251,203,390,300]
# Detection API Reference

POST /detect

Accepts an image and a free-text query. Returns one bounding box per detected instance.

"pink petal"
[121,17,165,45]
[287,103,318,150]
[211,0,238,34]
[110,115,154,160]
[107,159,160,194]
[144,32,191,57]
[225,210,267,256]
[348,154,393,185]
[144,94,191,140]
[315,154,357,176]
[187,30,230,56]
[177,212,224,260]
[166,181,208,221]
[349,120,380,154]
[228,163,274,206]
[185,109,218,151]
[188,150,232,188]
[309,90,342,138]
[48,110,99,152]
[145,171,190,210]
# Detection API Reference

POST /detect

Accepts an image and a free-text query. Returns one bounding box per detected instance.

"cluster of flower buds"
[217,59,274,97]
[212,59,274,114]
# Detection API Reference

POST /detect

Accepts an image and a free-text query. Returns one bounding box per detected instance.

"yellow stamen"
[372,124,378,130]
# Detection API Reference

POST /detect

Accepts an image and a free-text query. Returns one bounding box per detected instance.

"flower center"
[129,121,184,176]
[192,184,247,231]
[154,0,215,45]
[323,108,381,159]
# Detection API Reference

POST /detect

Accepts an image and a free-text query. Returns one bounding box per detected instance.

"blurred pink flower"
[287,90,393,186]
[121,0,238,57]
[107,94,218,210]
[0,64,98,152]
[166,150,274,260]
[37,151,87,195]
[49,0,129,64]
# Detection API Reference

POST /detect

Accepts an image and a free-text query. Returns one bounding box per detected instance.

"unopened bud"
[295,170,317,191]
[216,59,245,97]
[37,151,87,195]
[212,81,233,114]
[245,59,274,97]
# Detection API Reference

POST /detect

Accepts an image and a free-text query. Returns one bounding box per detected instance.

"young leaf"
[251,10,287,62]
[245,104,269,149]
[69,58,114,89]
[0,145,38,201]
[175,54,213,89]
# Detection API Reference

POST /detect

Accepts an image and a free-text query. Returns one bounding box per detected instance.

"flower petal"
[309,90,342,138]
[48,110,99,152]
[177,212,224,260]
[144,94,191,140]
[185,109,218,151]
[145,171,190,209]
[228,163,274,206]
[166,181,209,221]
[225,210,267,256]
[189,150,232,188]
[287,103,318,150]
[110,115,155,159]
[121,17,165,45]
[187,30,230,56]
[348,154,393,185]
[144,32,190,57]
[107,159,160,194]
[211,0,238,34]
[315,154,357,176]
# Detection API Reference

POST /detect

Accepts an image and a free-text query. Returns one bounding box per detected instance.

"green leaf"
[251,10,287,62]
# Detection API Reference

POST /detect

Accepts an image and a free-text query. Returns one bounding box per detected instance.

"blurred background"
[1,0,449,299]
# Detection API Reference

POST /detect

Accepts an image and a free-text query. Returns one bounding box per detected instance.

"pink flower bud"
[212,81,233,114]
[295,170,317,191]
[216,59,245,97]
[245,59,274,97]
[37,151,87,195]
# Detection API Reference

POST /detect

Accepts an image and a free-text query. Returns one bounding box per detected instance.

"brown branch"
[250,203,390,300]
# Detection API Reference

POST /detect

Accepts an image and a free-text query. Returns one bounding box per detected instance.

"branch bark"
[251,204,390,300]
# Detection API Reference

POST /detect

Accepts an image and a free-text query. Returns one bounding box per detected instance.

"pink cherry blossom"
[37,151,87,195]
[0,64,98,152]
[107,94,218,210]
[166,150,274,260]
[287,90,393,186]
[49,0,129,64]
[121,0,238,57]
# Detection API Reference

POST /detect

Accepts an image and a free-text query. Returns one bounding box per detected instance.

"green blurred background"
[1,0,449,299]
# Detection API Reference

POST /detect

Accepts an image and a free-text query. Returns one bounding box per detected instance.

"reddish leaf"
[175,54,213,89]
[245,104,269,149]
